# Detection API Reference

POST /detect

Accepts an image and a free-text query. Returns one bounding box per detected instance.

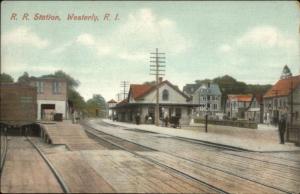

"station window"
[53,81,61,94]
[162,89,169,101]
[36,81,44,94]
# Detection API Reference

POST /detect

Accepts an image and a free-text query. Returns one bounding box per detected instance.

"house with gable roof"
[183,81,222,119]
[263,74,300,126]
[263,65,300,144]
[112,78,194,125]
[191,82,222,116]
[226,94,253,119]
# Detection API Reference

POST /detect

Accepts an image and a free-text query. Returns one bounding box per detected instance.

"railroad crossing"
[1,119,300,193]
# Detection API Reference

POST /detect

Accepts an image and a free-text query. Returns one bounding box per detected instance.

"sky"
[1,1,300,101]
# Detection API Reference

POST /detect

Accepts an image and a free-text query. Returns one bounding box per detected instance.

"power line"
[150,48,166,126]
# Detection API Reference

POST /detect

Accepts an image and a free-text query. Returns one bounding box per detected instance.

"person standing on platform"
[278,114,287,144]
[135,113,140,125]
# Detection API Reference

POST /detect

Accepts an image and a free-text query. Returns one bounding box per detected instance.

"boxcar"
[0,83,37,127]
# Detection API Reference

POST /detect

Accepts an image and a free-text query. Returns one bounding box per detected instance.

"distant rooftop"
[107,99,117,103]
[264,75,300,98]
[228,94,253,102]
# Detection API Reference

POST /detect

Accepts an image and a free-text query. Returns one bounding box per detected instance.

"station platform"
[102,119,300,152]
[39,120,103,151]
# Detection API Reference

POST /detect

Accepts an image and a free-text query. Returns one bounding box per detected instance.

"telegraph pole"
[120,81,129,101]
[288,79,294,140]
[150,48,166,126]
[272,89,279,125]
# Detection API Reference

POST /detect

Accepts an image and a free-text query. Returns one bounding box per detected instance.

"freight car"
[0,83,39,136]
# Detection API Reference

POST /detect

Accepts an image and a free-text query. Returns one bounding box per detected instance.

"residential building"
[28,77,68,120]
[244,94,264,123]
[112,79,194,125]
[226,94,253,119]
[263,74,300,126]
[190,82,222,117]
[183,83,201,96]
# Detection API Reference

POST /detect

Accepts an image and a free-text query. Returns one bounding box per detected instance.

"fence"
[194,118,258,129]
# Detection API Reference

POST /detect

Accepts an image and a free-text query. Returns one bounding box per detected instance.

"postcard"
[1,1,300,193]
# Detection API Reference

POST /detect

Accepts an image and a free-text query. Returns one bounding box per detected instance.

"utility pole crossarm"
[120,81,129,101]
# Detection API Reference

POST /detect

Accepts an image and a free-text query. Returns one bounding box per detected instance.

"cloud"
[76,33,95,46]
[118,51,148,61]
[51,41,73,54]
[75,8,191,62]
[2,26,49,48]
[214,25,299,85]
[75,33,112,56]
[218,25,296,55]
[116,8,191,53]
[236,25,296,48]
[218,44,233,53]
[216,25,297,70]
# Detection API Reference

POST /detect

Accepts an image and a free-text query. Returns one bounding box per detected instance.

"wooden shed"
[0,83,37,127]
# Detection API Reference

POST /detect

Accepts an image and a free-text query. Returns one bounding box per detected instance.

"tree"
[245,84,272,95]
[195,79,212,85]
[0,73,14,83]
[68,89,86,111]
[212,75,244,111]
[54,70,80,89]
[17,72,30,83]
[86,94,107,118]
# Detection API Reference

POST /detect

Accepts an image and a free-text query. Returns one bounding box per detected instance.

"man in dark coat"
[278,114,287,144]
[135,113,140,125]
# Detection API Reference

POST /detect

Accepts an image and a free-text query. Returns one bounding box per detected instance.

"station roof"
[129,80,189,101]
[130,84,153,100]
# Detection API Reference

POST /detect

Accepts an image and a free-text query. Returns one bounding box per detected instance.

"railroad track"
[100,121,300,167]
[0,134,8,176]
[26,137,70,193]
[82,123,229,194]
[99,121,250,152]
[82,121,296,194]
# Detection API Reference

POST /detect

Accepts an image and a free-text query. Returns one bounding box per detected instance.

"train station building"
[111,79,195,125]
[28,77,68,120]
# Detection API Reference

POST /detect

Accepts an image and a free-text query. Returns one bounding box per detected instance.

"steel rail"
[83,122,293,194]
[100,121,300,168]
[27,137,70,193]
[0,135,8,176]
[83,124,229,194]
